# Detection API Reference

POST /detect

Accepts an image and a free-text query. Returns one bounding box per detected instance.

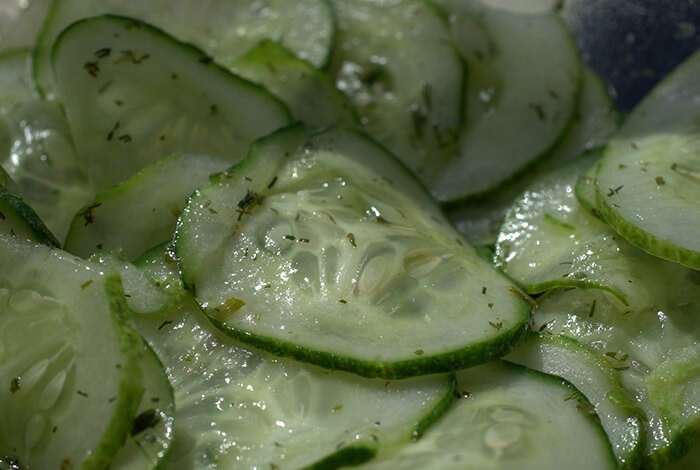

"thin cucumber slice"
[533,282,700,468]
[175,124,531,379]
[593,49,700,270]
[575,159,601,216]
[134,297,455,469]
[133,241,188,309]
[0,236,143,469]
[34,0,334,98]
[449,67,619,246]
[0,186,60,246]
[232,40,358,127]
[64,152,228,260]
[357,361,617,469]
[505,333,646,469]
[110,341,175,470]
[431,0,581,202]
[493,150,650,304]
[51,14,291,191]
[328,0,464,183]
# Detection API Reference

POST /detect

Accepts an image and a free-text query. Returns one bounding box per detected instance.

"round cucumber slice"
[593,49,700,270]
[0,236,143,469]
[175,124,531,379]
[51,14,291,191]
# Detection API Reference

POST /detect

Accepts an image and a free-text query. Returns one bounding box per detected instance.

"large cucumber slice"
[356,361,617,469]
[506,333,646,469]
[534,281,700,468]
[431,0,581,202]
[0,236,143,469]
[64,152,228,260]
[593,49,700,270]
[134,296,455,469]
[327,0,464,184]
[51,14,291,191]
[175,124,531,379]
[34,0,334,98]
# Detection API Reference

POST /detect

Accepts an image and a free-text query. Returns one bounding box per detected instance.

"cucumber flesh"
[176,124,530,379]
[0,235,143,469]
[64,152,228,260]
[357,361,617,469]
[506,333,646,469]
[593,49,700,270]
[51,14,291,191]
[431,0,581,202]
[134,296,455,469]
[34,0,335,98]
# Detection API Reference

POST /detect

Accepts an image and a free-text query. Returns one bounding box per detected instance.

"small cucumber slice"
[0,236,143,469]
[110,341,175,470]
[51,14,291,191]
[0,185,60,246]
[328,0,464,184]
[593,49,700,270]
[493,151,646,304]
[133,241,189,309]
[506,333,646,469]
[357,361,617,469]
[449,67,619,246]
[232,39,358,127]
[64,152,228,260]
[432,0,581,202]
[534,282,700,468]
[175,124,530,379]
[134,297,455,469]
[34,0,334,98]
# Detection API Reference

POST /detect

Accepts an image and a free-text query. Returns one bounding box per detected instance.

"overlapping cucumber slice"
[592,49,700,270]
[35,0,335,98]
[356,361,617,469]
[51,14,291,191]
[176,124,531,379]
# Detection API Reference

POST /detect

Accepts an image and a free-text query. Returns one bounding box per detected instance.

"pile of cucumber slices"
[0,0,699,468]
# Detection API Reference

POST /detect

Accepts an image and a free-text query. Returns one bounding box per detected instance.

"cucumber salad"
[1,0,699,469]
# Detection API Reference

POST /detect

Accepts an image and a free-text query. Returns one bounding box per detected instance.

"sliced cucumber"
[133,241,189,309]
[493,150,649,305]
[175,124,531,379]
[357,361,617,469]
[328,0,464,184]
[34,0,335,98]
[134,296,455,469]
[232,39,358,127]
[534,283,700,468]
[431,0,581,202]
[64,152,228,260]
[51,14,291,191]
[110,341,175,470]
[505,333,646,468]
[0,0,51,52]
[593,49,700,270]
[0,185,60,246]
[449,66,619,246]
[0,236,143,469]
[0,49,37,112]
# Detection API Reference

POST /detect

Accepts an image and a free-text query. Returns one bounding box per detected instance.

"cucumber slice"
[34,0,334,98]
[327,0,464,184]
[0,0,51,52]
[505,333,646,469]
[0,185,60,246]
[134,296,455,469]
[431,0,581,202]
[493,150,649,304]
[232,40,358,127]
[593,49,700,270]
[51,14,291,191]
[534,282,700,467]
[133,241,189,309]
[175,124,531,379]
[0,236,143,469]
[64,152,228,260]
[0,49,37,112]
[357,361,617,469]
[449,67,619,246]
